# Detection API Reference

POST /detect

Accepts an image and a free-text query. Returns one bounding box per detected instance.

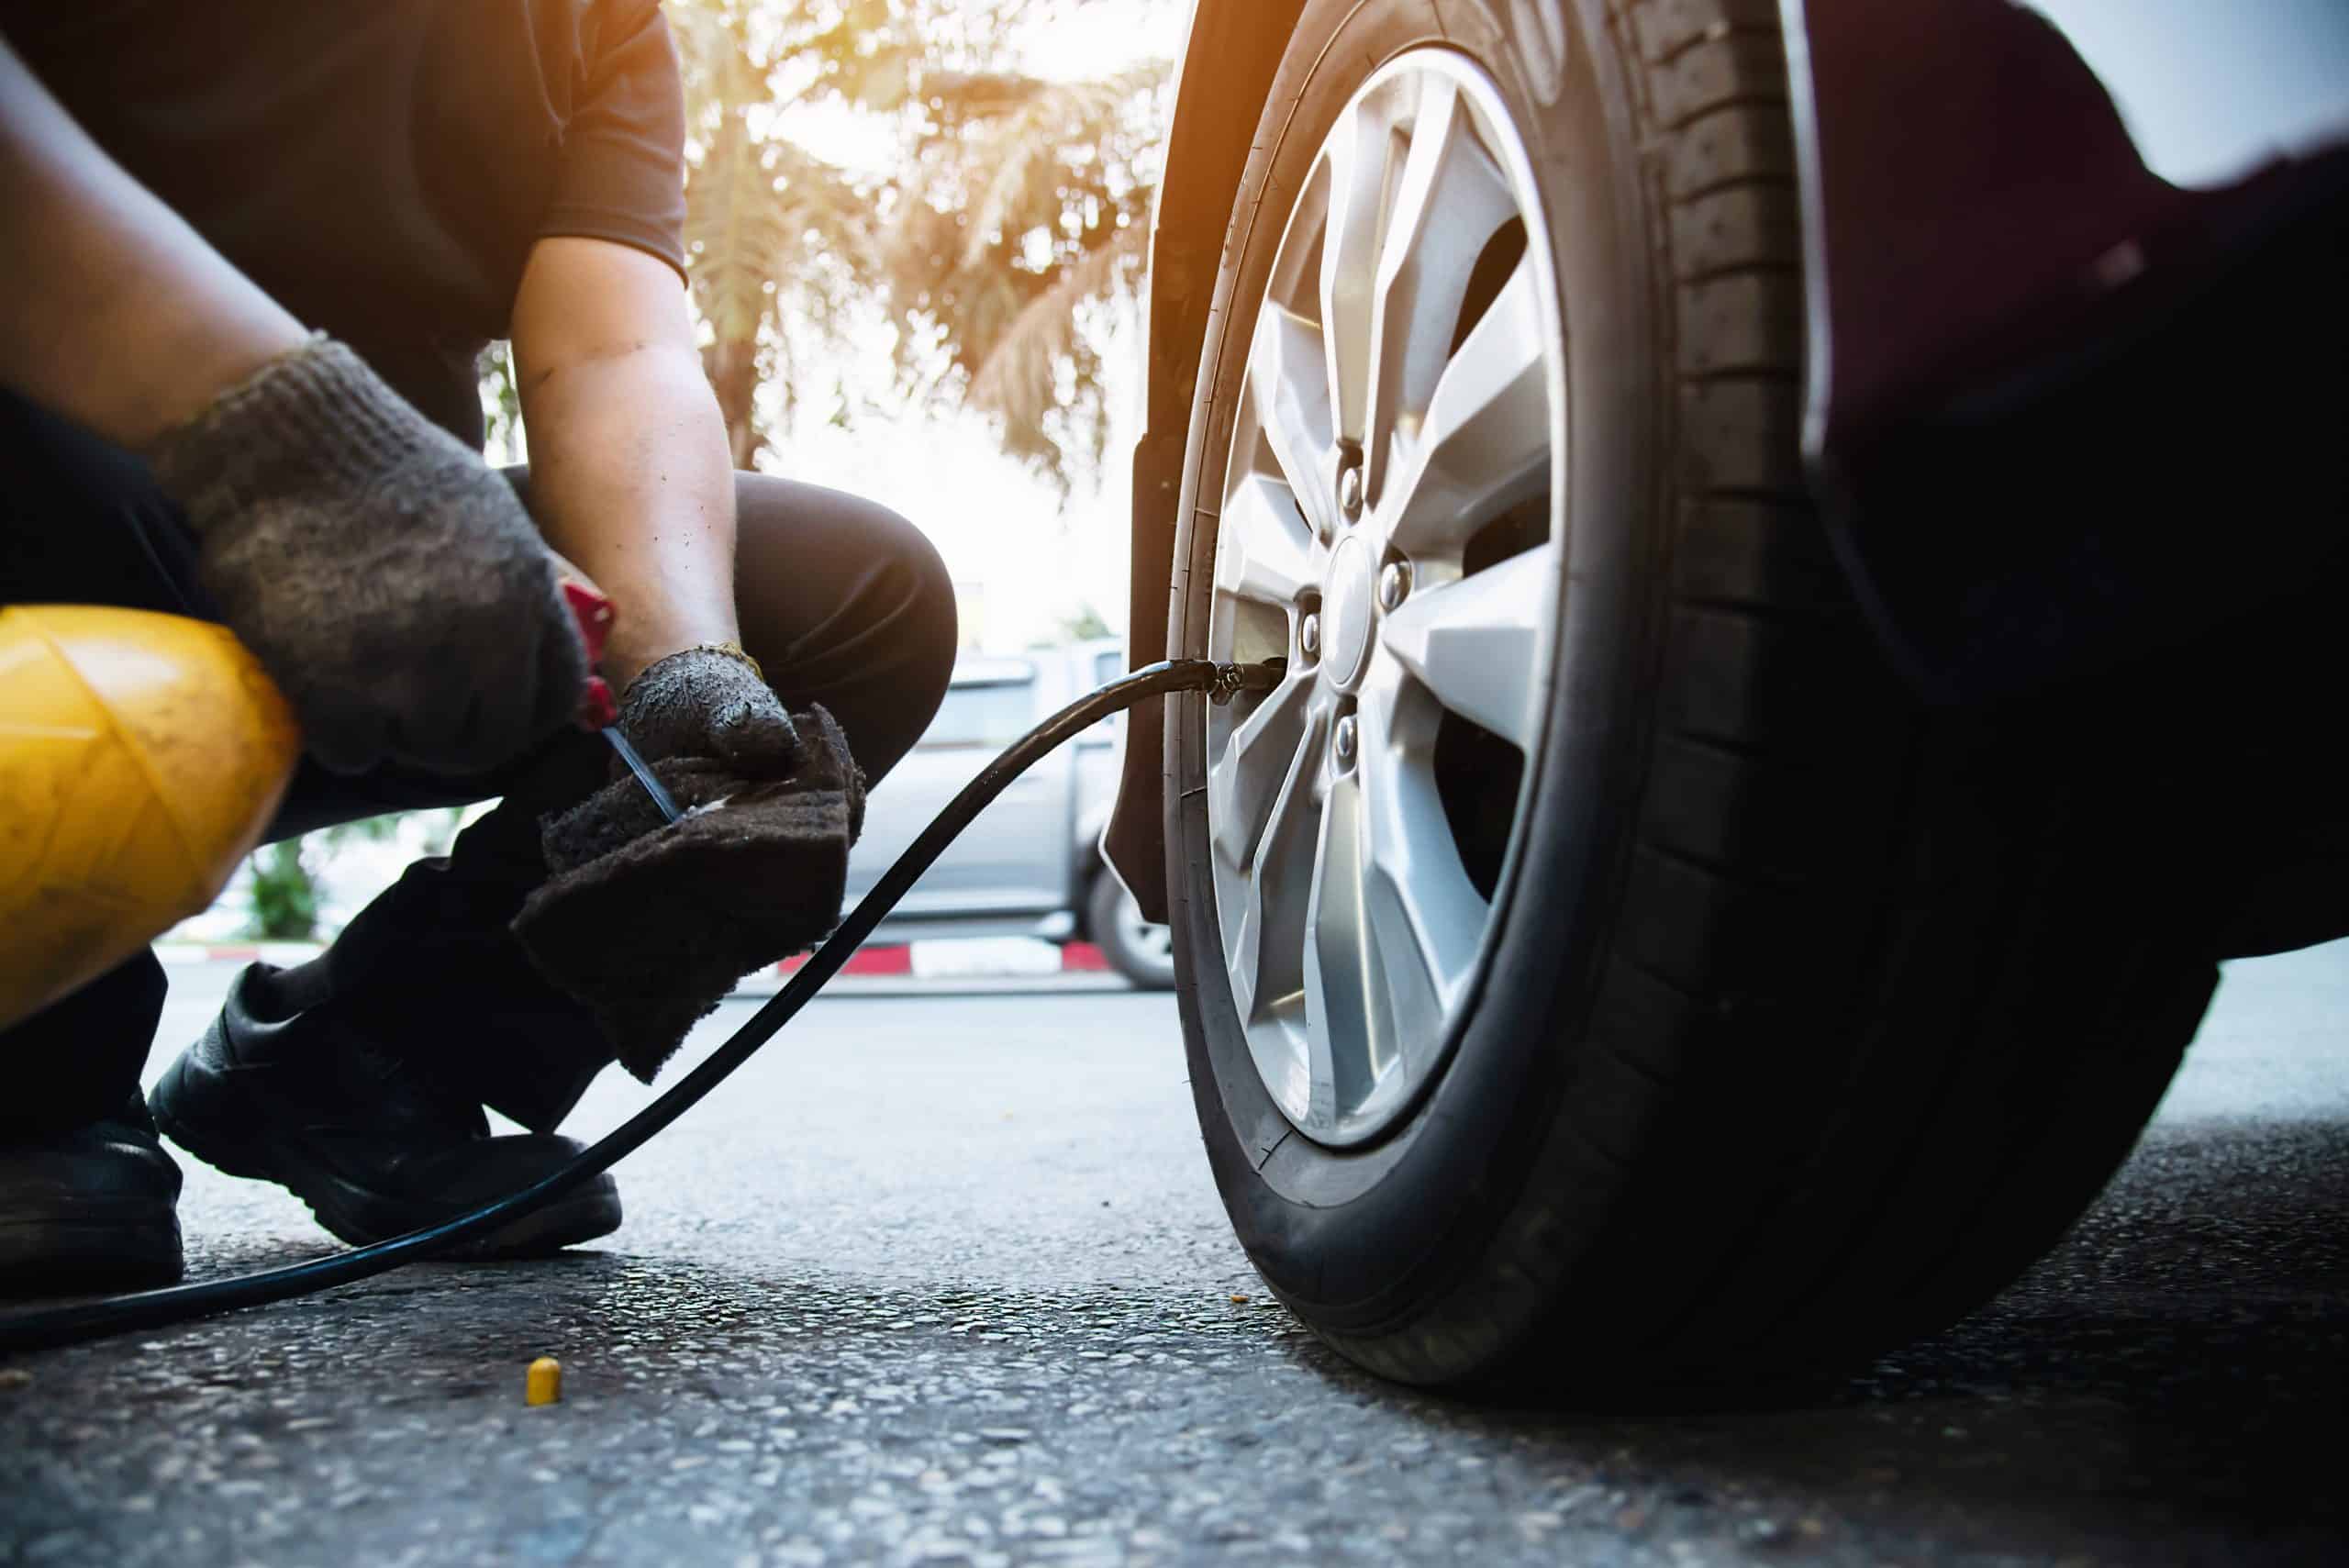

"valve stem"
[1210,660,1286,706]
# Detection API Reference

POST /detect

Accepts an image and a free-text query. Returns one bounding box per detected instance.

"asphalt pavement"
[3,942,2345,1566]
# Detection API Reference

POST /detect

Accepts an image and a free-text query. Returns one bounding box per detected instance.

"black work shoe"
[0,1096,184,1292]
[149,965,620,1258]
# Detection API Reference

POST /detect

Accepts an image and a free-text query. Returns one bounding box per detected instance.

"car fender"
[1782,0,2349,699]
[1116,0,2349,909]
[1782,0,2349,462]
[1106,0,1308,924]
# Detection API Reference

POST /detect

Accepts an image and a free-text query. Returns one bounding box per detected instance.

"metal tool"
[603,725,683,825]
[555,575,683,826]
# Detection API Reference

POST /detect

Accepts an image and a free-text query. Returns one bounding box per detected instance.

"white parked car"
[843,639,1174,988]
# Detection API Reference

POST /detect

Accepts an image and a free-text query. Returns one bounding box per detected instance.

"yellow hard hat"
[0,606,299,1030]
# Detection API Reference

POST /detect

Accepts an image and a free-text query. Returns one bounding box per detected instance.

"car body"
[845,639,1174,986]
[1107,0,2349,917]
[1099,0,2348,1395]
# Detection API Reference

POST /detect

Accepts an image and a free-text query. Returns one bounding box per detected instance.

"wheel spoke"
[1245,306,1338,536]
[1318,90,1403,446]
[1301,765,1376,1127]
[1353,671,1487,1051]
[1366,80,1520,506]
[1216,474,1317,608]
[1384,257,1551,558]
[1208,671,1313,872]
[1377,540,1556,751]
[1229,710,1323,1025]
[1263,154,1333,316]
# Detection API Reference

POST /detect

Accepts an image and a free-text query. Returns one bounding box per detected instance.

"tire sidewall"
[1166,0,1668,1348]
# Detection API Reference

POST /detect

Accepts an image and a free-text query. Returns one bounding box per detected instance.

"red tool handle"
[561,578,618,730]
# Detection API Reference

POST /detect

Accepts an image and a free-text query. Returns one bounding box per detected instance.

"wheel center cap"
[1321,536,1375,689]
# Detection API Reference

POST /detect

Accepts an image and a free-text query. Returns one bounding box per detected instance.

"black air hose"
[0,658,1277,1354]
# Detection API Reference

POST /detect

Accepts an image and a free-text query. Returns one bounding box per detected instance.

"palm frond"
[952,68,1167,271]
[667,1,1166,482]
[675,1,880,466]
[966,225,1144,467]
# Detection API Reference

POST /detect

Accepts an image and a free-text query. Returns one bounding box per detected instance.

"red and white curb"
[778,938,1115,981]
[154,938,1124,988]
[155,942,325,968]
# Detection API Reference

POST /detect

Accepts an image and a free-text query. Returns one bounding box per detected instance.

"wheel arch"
[1104,0,1309,924]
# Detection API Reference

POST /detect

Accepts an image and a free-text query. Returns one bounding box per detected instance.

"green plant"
[476,341,526,466]
[241,813,413,942]
[1059,603,1112,641]
[245,840,319,941]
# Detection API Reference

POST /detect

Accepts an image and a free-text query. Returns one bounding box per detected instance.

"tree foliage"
[246,840,320,941]
[670,1,891,466]
[883,60,1164,484]
[663,0,1170,483]
[241,813,450,942]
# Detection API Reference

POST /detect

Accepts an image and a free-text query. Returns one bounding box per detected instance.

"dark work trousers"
[1,391,957,1137]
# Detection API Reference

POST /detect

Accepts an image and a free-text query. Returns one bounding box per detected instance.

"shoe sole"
[150,1051,620,1261]
[0,1199,183,1292]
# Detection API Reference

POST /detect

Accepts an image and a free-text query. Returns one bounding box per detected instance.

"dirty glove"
[609,643,799,772]
[511,650,862,1082]
[147,338,589,775]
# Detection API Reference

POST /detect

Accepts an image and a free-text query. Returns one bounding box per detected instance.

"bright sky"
[759,0,1190,655]
[1019,0,1187,81]
[2018,1,2349,187]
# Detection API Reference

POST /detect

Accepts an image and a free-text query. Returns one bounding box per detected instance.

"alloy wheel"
[1204,48,1566,1147]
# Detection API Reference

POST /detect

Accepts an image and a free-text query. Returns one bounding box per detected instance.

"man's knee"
[828,501,957,757]
[729,476,958,779]
[877,511,957,716]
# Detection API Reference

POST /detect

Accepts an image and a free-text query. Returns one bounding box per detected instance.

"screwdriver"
[602,724,682,824]
[559,577,684,827]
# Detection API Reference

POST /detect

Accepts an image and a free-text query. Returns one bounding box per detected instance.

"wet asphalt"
[2,941,2344,1566]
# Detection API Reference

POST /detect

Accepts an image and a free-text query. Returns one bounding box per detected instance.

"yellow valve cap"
[0,606,299,1031]
[525,1356,562,1406]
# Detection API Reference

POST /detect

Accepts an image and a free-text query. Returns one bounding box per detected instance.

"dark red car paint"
[1108,0,2349,914]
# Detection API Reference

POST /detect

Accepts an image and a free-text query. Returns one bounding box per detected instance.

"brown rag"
[512,705,866,1082]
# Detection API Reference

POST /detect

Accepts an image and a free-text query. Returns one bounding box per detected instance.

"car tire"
[1087,871,1177,991]
[1162,0,2214,1394]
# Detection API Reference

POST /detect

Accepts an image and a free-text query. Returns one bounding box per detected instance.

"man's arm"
[508,236,740,691]
[0,37,591,774]
[0,37,306,446]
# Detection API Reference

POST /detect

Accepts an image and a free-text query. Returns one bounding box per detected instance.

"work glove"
[511,648,864,1082]
[147,338,590,775]
[610,642,799,773]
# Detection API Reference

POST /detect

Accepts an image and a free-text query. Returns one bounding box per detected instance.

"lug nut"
[1338,465,1363,520]
[1300,613,1321,661]
[1377,561,1410,611]
[1334,714,1358,766]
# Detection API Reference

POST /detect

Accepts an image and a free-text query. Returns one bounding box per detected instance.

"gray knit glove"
[147,339,589,775]
[615,645,799,773]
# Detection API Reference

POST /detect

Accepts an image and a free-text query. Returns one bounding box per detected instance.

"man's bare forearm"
[518,345,740,687]
[0,37,305,447]
[511,237,739,691]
